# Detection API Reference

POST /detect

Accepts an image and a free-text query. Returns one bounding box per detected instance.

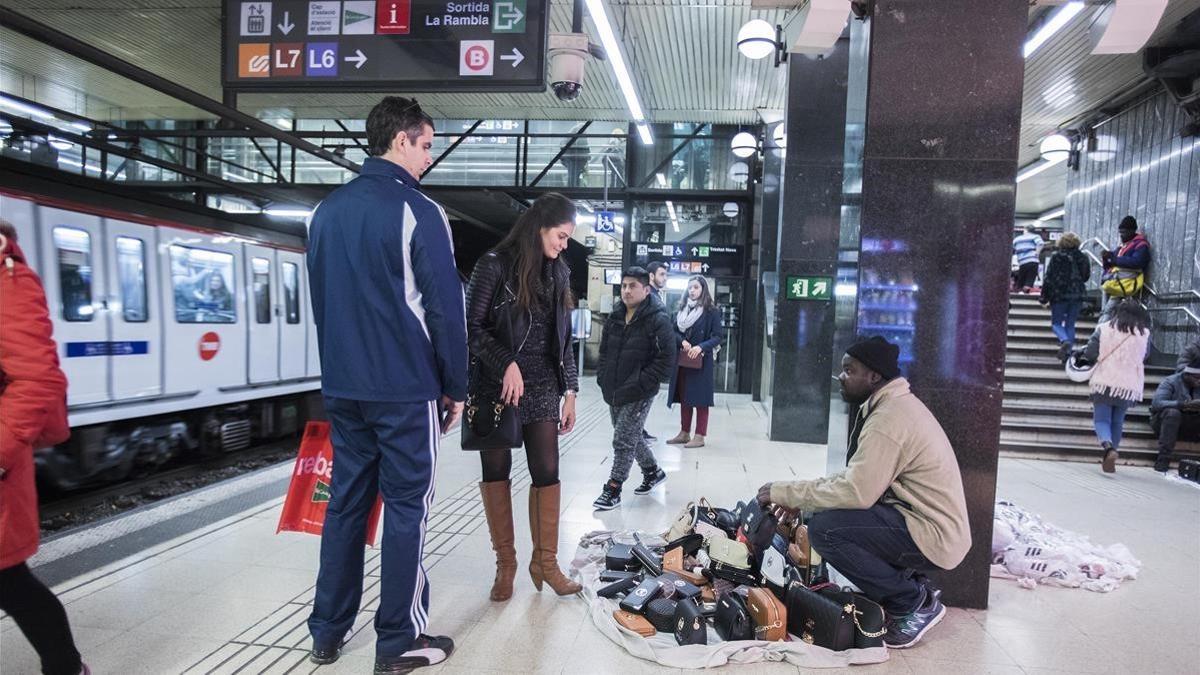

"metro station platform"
[4,382,1198,675]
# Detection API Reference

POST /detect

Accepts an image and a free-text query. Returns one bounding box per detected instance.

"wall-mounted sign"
[785,275,833,301]
[633,242,745,277]
[223,1,548,92]
[595,210,617,234]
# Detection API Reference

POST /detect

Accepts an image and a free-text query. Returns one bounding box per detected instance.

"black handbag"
[696,501,740,537]
[714,592,755,641]
[657,573,702,601]
[784,583,854,650]
[706,561,760,587]
[666,533,705,556]
[460,390,521,450]
[606,544,641,572]
[820,588,886,649]
[674,599,708,645]
[632,542,663,577]
[619,578,664,614]
[645,598,679,632]
[736,500,778,555]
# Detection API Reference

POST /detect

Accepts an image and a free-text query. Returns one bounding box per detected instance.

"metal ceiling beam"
[529,121,593,187]
[0,6,361,174]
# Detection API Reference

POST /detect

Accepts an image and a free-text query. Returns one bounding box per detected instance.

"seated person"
[1177,337,1200,373]
[1150,357,1200,473]
[757,336,970,650]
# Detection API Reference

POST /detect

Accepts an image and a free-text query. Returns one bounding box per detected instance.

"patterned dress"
[515,262,562,424]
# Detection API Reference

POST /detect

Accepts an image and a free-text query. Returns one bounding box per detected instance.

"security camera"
[548,33,604,102]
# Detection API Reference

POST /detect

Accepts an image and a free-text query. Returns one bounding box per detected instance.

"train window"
[115,237,148,322]
[169,245,236,324]
[282,262,300,324]
[53,227,93,322]
[252,257,271,324]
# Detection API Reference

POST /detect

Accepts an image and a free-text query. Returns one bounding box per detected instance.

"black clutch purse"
[460,392,521,450]
[784,583,883,651]
[598,575,642,599]
[714,592,754,641]
[619,578,664,614]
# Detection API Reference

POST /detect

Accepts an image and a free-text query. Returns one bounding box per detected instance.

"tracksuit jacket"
[307,157,468,403]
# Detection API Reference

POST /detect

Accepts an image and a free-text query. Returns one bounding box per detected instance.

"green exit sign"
[785,276,833,301]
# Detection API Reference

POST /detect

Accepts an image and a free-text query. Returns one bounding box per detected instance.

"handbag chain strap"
[847,604,887,638]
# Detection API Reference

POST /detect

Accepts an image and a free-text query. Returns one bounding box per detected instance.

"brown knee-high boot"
[527,483,582,596]
[479,480,517,601]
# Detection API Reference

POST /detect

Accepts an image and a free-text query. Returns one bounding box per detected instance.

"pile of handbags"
[600,497,886,651]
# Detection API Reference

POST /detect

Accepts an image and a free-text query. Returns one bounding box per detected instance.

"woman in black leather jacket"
[464,192,582,602]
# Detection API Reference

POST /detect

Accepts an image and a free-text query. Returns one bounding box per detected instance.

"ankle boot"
[666,431,691,445]
[527,483,582,596]
[479,480,517,601]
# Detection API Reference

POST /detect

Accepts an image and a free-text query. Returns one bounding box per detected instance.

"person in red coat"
[0,219,87,675]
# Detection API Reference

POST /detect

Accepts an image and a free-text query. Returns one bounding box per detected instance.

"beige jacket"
[769,377,971,570]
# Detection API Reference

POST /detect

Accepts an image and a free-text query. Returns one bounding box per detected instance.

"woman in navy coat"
[667,276,725,448]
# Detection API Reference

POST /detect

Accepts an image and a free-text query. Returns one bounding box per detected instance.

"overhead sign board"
[633,242,745,277]
[223,1,548,92]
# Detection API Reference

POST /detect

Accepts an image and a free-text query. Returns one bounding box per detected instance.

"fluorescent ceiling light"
[264,207,313,218]
[665,200,680,233]
[656,172,667,187]
[48,136,73,150]
[1037,207,1066,222]
[585,0,653,145]
[1015,155,1066,183]
[0,94,55,121]
[1024,1,1085,58]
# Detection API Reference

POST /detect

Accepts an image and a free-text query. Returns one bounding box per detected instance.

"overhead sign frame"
[221,1,549,93]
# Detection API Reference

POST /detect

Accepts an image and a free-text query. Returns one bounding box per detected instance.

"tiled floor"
[3,381,1198,674]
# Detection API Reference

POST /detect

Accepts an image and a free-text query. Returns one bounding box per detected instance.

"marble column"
[753,136,784,403]
[857,0,1027,608]
[769,39,851,443]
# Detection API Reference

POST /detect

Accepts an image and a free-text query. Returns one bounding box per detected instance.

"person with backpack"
[1080,300,1151,473]
[1039,232,1091,362]
[592,267,676,510]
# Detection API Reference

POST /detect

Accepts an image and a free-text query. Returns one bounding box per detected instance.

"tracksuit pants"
[608,396,659,485]
[308,397,440,658]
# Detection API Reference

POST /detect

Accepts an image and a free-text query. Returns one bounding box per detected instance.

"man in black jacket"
[593,267,676,510]
[1150,358,1200,472]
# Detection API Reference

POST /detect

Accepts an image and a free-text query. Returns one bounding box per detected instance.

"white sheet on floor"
[570,531,890,669]
[989,500,1141,593]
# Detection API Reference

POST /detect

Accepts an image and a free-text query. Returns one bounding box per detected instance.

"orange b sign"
[238,43,270,78]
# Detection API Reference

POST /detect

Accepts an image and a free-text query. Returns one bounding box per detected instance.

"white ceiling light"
[1015,156,1066,183]
[731,131,757,158]
[789,0,850,55]
[0,94,56,121]
[264,207,313,218]
[1092,0,1169,54]
[585,0,653,145]
[1037,207,1066,222]
[0,120,12,135]
[48,136,73,151]
[729,161,750,183]
[665,200,680,232]
[1024,1,1086,59]
[722,203,740,218]
[737,19,777,60]
[1039,133,1072,162]
[655,172,667,187]
[772,123,786,149]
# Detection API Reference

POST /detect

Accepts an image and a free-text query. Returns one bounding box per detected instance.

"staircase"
[1000,294,1200,463]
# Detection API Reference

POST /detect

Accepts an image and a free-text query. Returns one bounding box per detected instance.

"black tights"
[0,562,82,675]
[480,421,561,487]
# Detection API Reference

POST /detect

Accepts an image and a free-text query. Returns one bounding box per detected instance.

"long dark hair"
[493,192,576,310]
[679,275,716,313]
[1110,299,1150,335]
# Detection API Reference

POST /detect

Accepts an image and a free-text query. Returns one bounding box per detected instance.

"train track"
[39,438,301,535]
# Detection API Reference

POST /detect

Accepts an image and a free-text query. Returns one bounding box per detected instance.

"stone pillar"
[857,0,1027,608]
[769,39,851,443]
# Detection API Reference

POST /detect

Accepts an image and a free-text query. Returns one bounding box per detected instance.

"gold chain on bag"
[847,604,887,638]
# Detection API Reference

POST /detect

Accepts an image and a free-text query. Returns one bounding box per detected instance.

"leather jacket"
[465,251,579,395]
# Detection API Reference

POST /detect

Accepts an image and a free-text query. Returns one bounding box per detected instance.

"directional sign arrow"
[344,49,368,69]
[702,263,710,273]
[813,281,828,296]
[691,247,699,256]
[278,11,294,35]
[499,48,525,68]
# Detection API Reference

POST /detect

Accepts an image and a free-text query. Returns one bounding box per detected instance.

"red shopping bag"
[277,421,384,546]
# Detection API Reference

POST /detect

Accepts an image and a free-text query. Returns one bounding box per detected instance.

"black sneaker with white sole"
[592,483,621,511]
[633,468,667,495]
[374,634,454,674]
[884,587,946,649]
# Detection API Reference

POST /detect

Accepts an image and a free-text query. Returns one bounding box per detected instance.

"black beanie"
[846,336,901,380]
[1118,215,1137,231]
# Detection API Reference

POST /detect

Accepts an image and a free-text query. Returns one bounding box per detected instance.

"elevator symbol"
[240,2,272,36]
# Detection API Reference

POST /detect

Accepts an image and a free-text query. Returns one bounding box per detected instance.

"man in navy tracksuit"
[305,97,468,674]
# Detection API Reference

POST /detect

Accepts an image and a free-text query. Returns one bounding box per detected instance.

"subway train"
[1,190,322,490]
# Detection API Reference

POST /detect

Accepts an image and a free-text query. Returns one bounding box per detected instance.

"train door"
[38,206,109,405]
[104,219,162,399]
[158,227,245,395]
[277,250,307,380]
[245,243,280,384]
[0,194,38,271]
[302,257,321,378]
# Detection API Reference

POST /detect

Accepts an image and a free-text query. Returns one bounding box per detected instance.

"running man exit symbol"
[785,275,832,301]
[493,0,527,33]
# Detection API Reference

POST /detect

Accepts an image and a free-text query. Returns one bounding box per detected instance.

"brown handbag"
[613,610,657,638]
[663,547,684,573]
[747,587,788,641]
[678,347,703,369]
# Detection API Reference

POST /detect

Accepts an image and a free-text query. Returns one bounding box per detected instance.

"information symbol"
[465,45,490,71]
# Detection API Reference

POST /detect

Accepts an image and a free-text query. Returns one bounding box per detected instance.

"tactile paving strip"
[182,395,614,674]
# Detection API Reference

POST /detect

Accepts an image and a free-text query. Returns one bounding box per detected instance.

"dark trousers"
[308,397,439,658]
[1015,262,1039,289]
[1153,408,1200,455]
[808,504,934,615]
[0,562,82,675]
